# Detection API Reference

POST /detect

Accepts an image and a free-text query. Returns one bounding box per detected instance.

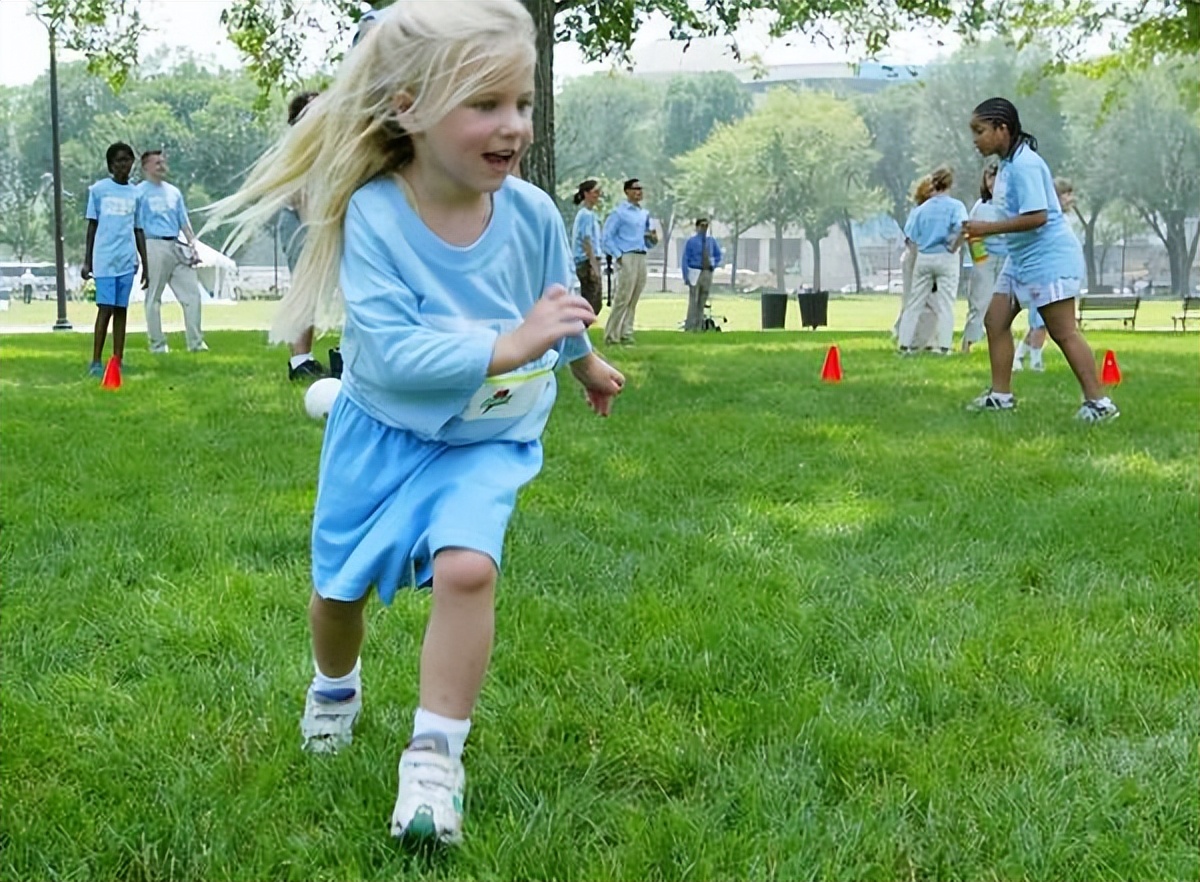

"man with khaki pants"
[137,150,207,353]
[601,178,656,346]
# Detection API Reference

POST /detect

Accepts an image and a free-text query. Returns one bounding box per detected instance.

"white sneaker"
[1030,359,1045,372]
[150,343,170,354]
[390,732,465,847]
[967,388,1016,411]
[300,686,361,754]
[1012,357,1024,372]
[1075,399,1120,423]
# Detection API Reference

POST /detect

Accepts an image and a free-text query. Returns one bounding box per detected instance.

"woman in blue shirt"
[897,166,967,354]
[570,179,603,313]
[962,161,1005,353]
[964,97,1117,422]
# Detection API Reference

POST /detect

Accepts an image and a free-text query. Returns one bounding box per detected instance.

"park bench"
[1077,294,1140,330]
[1173,296,1200,331]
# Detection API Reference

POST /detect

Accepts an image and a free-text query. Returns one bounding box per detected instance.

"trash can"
[797,290,829,329]
[760,289,788,329]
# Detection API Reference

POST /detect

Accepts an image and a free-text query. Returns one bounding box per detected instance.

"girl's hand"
[963,219,993,239]
[492,284,595,375]
[570,352,624,417]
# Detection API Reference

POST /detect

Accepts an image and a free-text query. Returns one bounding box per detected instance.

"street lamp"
[33,11,72,331]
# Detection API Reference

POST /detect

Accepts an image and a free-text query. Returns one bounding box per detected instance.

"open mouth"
[483,151,515,173]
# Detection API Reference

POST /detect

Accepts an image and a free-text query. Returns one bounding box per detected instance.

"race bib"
[460,359,555,421]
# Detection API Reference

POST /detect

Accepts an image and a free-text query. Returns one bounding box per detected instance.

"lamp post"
[35,12,72,330]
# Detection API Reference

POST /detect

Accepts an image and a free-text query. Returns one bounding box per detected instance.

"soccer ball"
[304,377,341,420]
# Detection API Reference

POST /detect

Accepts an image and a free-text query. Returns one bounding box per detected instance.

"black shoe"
[289,358,326,381]
[328,347,343,380]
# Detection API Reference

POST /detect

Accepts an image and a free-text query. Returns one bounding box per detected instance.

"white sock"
[312,658,360,697]
[290,353,314,369]
[1014,341,1028,359]
[413,707,471,760]
[1029,346,1043,364]
[1092,395,1112,406]
[993,390,1014,401]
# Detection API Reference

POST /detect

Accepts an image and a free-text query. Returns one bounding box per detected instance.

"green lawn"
[1,328,1196,881]
[1,292,1192,334]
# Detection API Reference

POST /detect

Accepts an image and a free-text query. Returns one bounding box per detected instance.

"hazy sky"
[0,0,959,88]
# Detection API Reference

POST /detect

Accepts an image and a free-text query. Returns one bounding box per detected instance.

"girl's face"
[583,186,601,208]
[412,64,534,198]
[1058,189,1076,213]
[970,116,1009,157]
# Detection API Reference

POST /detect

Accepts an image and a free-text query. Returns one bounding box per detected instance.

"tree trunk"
[521,0,556,195]
[808,233,822,291]
[774,218,785,291]
[839,212,862,293]
[659,213,674,292]
[729,222,740,290]
[1079,208,1098,292]
[1165,212,1186,295]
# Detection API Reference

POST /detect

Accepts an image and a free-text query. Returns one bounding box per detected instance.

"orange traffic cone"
[820,345,843,383]
[1100,349,1121,386]
[100,356,122,390]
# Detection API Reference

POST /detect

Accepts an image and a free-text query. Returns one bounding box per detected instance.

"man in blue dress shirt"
[601,178,657,346]
[137,150,208,354]
[680,217,722,332]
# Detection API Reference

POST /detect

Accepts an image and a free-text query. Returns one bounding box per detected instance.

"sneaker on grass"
[1075,398,1120,423]
[390,732,465,847]
[967,388,1016,412]
[288,358,326,381]
[300,686,361,754]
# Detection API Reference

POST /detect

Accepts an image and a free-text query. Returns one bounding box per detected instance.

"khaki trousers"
[145,238,205,351]
[963,257,1001,344]
[684,269,714,331]
[604,252,647,344]
[898,250,959,351]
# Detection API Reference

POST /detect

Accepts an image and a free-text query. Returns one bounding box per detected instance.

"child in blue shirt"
[898,166,968,354]
[82,142,147,377]
[208,0,624,848]
[964,97,1117,422]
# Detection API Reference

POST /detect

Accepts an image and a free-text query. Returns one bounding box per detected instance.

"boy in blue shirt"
[83,142,148,377]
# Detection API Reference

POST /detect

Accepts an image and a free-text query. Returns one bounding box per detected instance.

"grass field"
[1,326,1197,881]
[1,291,1193,335]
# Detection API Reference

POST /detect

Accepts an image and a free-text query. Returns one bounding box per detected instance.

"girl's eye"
[473,100,497,111]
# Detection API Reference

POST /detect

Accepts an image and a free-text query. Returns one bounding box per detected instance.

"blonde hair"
[913,175,934,205]
[929,165,954,192]
[205,0,537,344]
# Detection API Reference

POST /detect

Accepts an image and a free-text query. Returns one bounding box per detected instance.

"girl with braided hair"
[963,97,1118,422]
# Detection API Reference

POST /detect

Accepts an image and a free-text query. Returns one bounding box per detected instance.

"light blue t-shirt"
[85,177,140,278]
[969,198,1008,259]
[602,200,652,257]
[992,144,1083,284]
[136,180,190,239]
[571,205,601,264]
[338,174,592,445]
[903,193,968,254]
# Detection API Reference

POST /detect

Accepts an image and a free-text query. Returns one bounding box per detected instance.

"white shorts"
[996,258,1080,315]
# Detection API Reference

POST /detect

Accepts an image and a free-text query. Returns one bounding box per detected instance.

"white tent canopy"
[129,239,238,303]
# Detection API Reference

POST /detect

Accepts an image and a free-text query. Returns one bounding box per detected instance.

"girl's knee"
[310,592,367,621]
[434,549,497,594]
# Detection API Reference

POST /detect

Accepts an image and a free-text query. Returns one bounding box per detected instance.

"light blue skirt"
[311,393,543,604]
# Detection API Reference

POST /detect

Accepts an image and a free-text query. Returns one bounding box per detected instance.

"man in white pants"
[137,150,207,353]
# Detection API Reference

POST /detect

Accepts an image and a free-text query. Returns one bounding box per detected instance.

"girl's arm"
[964,210,1047,239]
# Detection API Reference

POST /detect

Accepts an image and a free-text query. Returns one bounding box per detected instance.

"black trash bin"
[760,289,788,329]
[797,290,829,329]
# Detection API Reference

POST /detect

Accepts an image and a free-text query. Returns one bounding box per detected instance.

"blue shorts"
[95,273,134,308]
[996,258,1077,328]
[311,394,544,604]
